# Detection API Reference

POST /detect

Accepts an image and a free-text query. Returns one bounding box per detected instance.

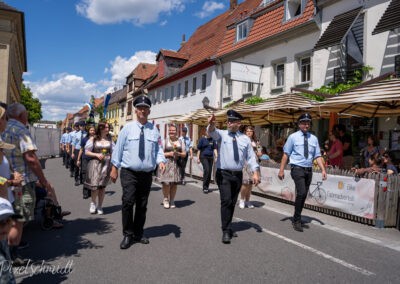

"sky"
[4,0,236,121]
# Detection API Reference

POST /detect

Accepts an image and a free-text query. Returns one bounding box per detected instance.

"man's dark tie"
[304,133,309,159]
[231,132,239,162]
[139,126,145,160]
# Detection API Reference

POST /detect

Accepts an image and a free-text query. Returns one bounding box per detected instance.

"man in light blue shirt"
[207,110,260,244]
[111,95,166,250]
[65,127,72,169]
[71,121,87,186]
[59,128,68,166]
[278,113,327,232]
[68,123,79,177]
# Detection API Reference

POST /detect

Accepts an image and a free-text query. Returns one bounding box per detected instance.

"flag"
[85,102,92,112]
[103,93,111,118]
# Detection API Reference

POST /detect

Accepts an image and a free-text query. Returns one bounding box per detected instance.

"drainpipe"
[216,58,224,109]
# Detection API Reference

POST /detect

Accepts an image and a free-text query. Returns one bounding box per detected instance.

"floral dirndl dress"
[84,139,113,190]
[157,138,184,184]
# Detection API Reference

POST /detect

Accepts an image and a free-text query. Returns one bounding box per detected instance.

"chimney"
[230,0,238,10]
[181,34,186,47]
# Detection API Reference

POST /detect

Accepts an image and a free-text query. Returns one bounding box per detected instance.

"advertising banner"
[230,61,262,84]
[255,167,376,219]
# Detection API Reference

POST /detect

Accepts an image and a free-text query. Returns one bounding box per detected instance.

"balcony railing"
[333,65,364,85]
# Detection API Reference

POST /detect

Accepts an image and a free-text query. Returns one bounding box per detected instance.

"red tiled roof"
[146,0,315,88]
[217,0,315,57]
[157,49,188,61]
[132,63,157,80]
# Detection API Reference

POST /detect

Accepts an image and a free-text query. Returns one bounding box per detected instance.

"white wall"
[149,66,217,137]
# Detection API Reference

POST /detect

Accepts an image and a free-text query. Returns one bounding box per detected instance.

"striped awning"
[316,78,400,117]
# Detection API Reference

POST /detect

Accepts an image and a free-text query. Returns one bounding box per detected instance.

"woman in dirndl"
[239,126,261,209]
[158,124,185,209]
[84,122,114,215]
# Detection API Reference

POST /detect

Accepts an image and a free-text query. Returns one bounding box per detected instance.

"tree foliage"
[21,83,42,124]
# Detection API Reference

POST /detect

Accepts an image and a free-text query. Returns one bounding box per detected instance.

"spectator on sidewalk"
[178,127,193,185]
[327,131,343,168]
[333,124,353,169]
[110,95,166,250]
[382,151,398,175]
[84,122,114,215]
[1,103,69,265]
[197,130,217,193]
[0,197,22,283]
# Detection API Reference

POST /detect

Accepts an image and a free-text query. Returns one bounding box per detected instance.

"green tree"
[21,83,42,124]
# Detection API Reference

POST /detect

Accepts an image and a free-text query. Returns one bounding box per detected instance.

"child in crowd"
[0,197,22,283]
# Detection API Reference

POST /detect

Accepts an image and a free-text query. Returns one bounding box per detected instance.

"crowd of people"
[1,96,398,281]
[0,102,71,282]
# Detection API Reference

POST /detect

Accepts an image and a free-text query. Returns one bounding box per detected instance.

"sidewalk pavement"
[182,176,400,252]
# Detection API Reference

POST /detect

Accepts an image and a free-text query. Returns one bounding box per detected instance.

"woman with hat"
[158,124,186,209]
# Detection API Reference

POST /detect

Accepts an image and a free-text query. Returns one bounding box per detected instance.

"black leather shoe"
[292,221,303,232]
[120,236,133,249]
[74,181,80,186]
[230,230,238,238]
[133,236,149,244]
[222,232,231,244]
[203,189,209,194]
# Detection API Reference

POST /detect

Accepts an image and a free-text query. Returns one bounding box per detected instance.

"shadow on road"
[150,186,162,192]
[144,224,182,239]
[174,199,195,208]
[232,221,263,234]
[18,272,69,284]
[251,201,265,208]
[103,204,122,214]
[105,190,116,196]
[21,218,114,263]
[280,215,325,225]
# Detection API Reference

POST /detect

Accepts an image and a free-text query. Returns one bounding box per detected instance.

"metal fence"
[186,161,400,228]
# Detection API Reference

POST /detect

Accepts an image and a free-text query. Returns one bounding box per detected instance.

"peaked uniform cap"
[227,109,243,121]
[133,96,151,108]
[298,113,312,122]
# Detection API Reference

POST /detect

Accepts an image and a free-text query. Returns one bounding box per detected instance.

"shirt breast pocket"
[146,134,159,153]
[309,140,318,155]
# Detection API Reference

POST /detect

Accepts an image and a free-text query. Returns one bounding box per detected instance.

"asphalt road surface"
[13,158,400,283]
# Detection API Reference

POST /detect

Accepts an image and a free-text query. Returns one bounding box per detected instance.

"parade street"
[14,158,400,283]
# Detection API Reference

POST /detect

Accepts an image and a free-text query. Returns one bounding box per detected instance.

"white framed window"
[300,57,311,83]
[201,73,207,91]
[177,83,181,98]
[275,63,285,87]
[164,88,169,101]
[247,82,254,93]
[285,0,304,21]
[170,85,174,100]
[184,80,188,97]
[192,77,197,94]
[236,21,249,41]
[225,78,233,98]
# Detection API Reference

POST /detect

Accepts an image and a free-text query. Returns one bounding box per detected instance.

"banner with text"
[256,167,376,219]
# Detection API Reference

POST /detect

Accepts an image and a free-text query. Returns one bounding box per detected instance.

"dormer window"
[285,0,305,21]
[261,0,275,7]
[236,20,249,42]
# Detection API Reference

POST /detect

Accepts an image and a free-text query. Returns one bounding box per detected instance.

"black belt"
[291,165,312,171]
[122,168,153,174]
[217,169,242,175]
